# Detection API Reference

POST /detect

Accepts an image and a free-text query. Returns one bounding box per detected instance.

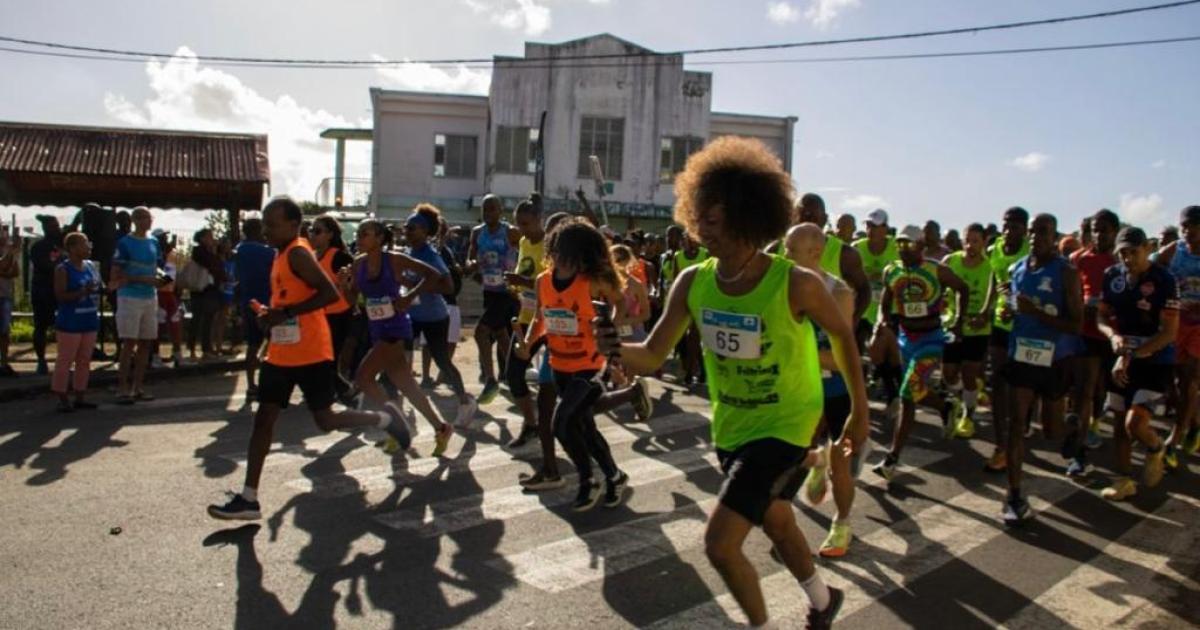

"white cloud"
[767,2,801,24]
[1009,151,1050,172]
[1151,159,1167,169]
[465,0,552,35]
[804,0,861,29]
[840,193,889,211]
[104,46,368,201]
[372,56,492,95]
[814,149,835,159]
[1119,193,1165,225]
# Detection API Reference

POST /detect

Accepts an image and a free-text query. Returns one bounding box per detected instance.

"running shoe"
[631,377,653,422]
[952,415,975,439]
[1143,448,1166,488]
[604,471,630,508]
[507,424,538,449]
[803,451,828,505]
[1163,446,1179,473]
[519,470,566,491]
[454,396,479,429]
[419,376,436,389]
[941,398,963,439]
[1065,454,1091,478]
[382,402,414,452]
[1086,418,1105,450]
[1184,426,1200,455]
[818,522,852,558]
[432,423,453,457]
[871,456,897,482]
[1101,477,1137,501]
[572,481,603,512]
[1002,493,1031,526]
[984,450,1007,473]
[1024,418,1037,439]
[805,586,844,630]
[478,379,500,405]
[207,493,262,521]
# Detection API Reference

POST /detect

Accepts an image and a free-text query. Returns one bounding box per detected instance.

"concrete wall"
[710,112,796,173]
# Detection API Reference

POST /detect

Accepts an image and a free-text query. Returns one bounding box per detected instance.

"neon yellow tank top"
[989,237,1030,332]
[820,234,843,280]
[676,247,709,272]
[515,236,546,325]
[853,236,899,324]
[686,256,824,450]
[943,251,993,336]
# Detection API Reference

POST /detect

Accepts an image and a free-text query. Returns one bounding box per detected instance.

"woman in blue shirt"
[52,232,103,412]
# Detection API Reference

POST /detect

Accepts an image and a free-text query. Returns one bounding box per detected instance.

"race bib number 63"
[700,309,762,360]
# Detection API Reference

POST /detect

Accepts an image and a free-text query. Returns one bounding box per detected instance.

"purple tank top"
[356,252,412,342]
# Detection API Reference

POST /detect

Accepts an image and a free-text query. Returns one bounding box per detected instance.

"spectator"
[233,219,275,395]
[30,215,64,375]
[188,228,226,361]
[0,226,19,376]
[153,230,184,368]
[116,210,132,238]
[112,207,162,403]
[52,232,102,412]
[213,238,236,355]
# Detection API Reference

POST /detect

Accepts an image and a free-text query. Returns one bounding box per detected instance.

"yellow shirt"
[515,236,546,325]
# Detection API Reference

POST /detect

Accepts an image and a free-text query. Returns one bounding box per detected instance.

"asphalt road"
[1,358,1198,629]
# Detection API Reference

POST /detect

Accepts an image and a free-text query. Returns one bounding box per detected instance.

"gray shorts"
[116,295,158,340]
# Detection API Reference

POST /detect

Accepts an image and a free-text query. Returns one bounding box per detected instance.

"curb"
[0,359,244,404]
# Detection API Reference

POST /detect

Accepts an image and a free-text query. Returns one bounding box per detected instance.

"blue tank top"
[1008,255,1076,363]
[1169,240,1200,325]
[405,243,450,323]
[55,260,101,333]
[356,253,412,342]
[476,222,512,293]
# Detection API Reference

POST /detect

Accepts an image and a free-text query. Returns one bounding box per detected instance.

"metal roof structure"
[0,121,269,209]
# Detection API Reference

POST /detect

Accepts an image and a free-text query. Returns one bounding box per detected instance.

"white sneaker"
[454,396,479,429]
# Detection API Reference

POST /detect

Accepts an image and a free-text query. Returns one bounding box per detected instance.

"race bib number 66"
[700,309,762,360]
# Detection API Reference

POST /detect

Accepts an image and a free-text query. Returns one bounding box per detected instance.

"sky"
[0,0,1197,236]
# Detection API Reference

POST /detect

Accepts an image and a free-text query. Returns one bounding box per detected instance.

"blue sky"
[1,0,1196,235]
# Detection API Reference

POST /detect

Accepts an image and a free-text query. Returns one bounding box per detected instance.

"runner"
[600,137,867,628]
[796,193,871,336]
[922,220,951,260]
[465,194,520,404]
[1154,205,1200,465]
[310,215,356,401]
[402,205,479,428]
[207,197,412,521]
[834,213,856,245]
[999,214,1082,524]
[870,225,969,483]
[983,207,1031,472]
[675,233,709,386]
[785,223,869,558]
[342,219,457,457]
[853,209,903,414]
[1096,227,1177,501]
[942,223,994,439]
[1068,209,1120,469]
[513,217,629,511]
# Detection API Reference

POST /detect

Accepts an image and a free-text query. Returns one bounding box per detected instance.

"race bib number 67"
[700,309,762,360]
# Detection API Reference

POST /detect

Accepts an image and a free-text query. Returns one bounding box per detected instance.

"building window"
[494,126,540,174]
[659,136,705,182]
[577,117,624,181]
[434,134,477,179]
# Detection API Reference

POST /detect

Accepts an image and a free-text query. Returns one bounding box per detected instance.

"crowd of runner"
[4,134,1196,628]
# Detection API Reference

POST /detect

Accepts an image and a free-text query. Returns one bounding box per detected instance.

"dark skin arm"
[839,245,871,323]
[464,225,482,275]
[390,251,449,302]
[262,246,338,327]
[1015,265,1083,335]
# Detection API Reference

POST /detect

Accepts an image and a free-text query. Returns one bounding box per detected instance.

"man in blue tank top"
[465,195,519,404]
[999,214,1083,525]
[1153,205,1200,466]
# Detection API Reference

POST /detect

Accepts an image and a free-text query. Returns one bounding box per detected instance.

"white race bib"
[519,290,537,313]
[365,297,396,321]
[543,308,579,336]
[700,309,762,360]
[271,317,301,345]
[902,301,929,318]
[1015,337,1054,367]
[483,271,504,288]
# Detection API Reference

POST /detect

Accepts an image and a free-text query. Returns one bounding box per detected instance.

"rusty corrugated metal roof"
[0,121,269,183]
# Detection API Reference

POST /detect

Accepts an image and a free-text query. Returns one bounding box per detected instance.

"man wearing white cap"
[853,210,903,414]
[871,224,969,484]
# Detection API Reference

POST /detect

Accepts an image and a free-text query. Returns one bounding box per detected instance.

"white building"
[367,34,795,225]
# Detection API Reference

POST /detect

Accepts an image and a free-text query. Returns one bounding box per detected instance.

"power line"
[0,0,1197,67]
[1,35,1197,71]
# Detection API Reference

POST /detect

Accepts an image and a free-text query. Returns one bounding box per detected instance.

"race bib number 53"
[700,309,762,360]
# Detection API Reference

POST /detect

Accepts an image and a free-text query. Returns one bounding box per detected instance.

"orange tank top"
[630,258,648,286]
[266,238,334,367]
[537,271,605,373]
[318,247,351,315]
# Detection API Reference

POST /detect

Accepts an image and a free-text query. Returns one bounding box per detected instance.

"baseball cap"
[865,209,889,227]
[1180,205,1200,225]
[1115,226,1148,251]
[896,225,923,243]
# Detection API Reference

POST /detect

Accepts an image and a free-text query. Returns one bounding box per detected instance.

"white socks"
[241,485,258,502]
[801,572,831,611]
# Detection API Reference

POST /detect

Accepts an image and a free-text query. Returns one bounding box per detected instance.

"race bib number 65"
[700,309,762,360]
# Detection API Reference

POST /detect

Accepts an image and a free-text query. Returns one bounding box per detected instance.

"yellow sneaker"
[818,521,852,558]
[1101,477,1137,501]
[953,416,975,439]
[1142,449,1165,488]
[432,423,454,457]
[1184,428,1200,455]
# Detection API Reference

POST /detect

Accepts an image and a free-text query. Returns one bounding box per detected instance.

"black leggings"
[406,317,466,397]
[553,369,617,483]
[505,333,547,398]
